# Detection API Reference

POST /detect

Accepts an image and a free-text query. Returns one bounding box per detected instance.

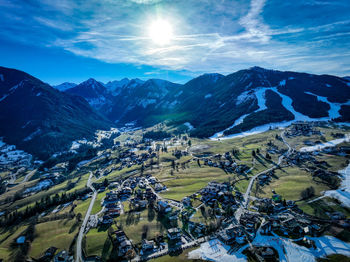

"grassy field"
[158,163,231,201]
[85,228,112,260]
[29,219,79,258]
[74,198,91,217]
[115,208,166,244]
[0,225,26,261]
[91,191,107,215]
[152,247,198,262]
[255,166,330,201]
[299,197,350,219]
[191,129,287,159]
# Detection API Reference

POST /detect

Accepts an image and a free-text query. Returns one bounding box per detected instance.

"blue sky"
[0,0,350,85]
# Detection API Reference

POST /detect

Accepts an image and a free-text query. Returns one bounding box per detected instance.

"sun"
[149,19,173,45]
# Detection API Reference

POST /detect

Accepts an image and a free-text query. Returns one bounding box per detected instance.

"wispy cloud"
[1,0,350,76]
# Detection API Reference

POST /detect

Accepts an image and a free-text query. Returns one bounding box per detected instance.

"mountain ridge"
[1,65,350,158]
[0,66,112,159]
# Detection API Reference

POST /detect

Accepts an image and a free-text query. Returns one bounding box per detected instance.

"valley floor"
[0,122,349,262]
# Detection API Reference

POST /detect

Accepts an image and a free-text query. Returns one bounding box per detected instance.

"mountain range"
[0,66,111,159]
[1,65,350,159]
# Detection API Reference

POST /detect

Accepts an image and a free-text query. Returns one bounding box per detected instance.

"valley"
[0,120,349,262]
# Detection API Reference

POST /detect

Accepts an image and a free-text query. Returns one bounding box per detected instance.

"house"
[54,250,73,262]
[106,206,121,217]
[141,239,155,253]
[272,194,282,203]
[114,230,126,243]
[167,228,181,240]
[157,200,172,214]
[219,226,247,245]
[155,183,166,192]
[118,239,133,257]
[182,197,192,207]
[101,215,113,224]
[188,221,206,237]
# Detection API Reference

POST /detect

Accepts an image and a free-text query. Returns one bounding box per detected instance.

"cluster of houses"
[285,121,322,137]
[219,225,248,246]
[257,171,273,186]
[100,175,168,224]
[266,140,282,155]
[172,149,189,159]
[201,155,250,175]
[200,182,238,211]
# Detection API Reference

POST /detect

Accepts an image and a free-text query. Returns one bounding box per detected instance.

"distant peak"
[85,78,98,84]
[250,66,268,72]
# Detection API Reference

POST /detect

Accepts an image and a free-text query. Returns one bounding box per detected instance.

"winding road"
[235,131,292,221]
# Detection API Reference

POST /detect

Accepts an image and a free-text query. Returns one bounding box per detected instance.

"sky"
[0,0,350,85]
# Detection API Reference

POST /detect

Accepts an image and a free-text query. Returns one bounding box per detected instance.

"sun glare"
[149,19,173,45]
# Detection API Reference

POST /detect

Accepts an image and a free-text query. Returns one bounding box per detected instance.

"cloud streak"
[1,0,350,76]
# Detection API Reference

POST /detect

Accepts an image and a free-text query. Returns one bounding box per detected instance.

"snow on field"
[70,141,82,150]
[188,239,247,262]
[24,179,53,194]
[210,113,251,139]
[211,121,292,140]
[0,139,32,166]
[300,134,350,152]
[189,234,350,262]
[323,162,350,207]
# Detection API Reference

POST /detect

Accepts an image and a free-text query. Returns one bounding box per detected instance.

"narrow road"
[76,171,97,262]
[235,131,292,221]
[22,169,36,183]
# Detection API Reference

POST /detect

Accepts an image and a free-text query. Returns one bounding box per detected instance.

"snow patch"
[304,92,341,119]
[24,179,53,194]
[205,93,212,99]
[190,234,350,262]
[0,138,33,166]
[235,90,255,106]
[36,92,41,96]
[183,122,194,130]
[299,134,350,152]
[210,113,251,139]
[279,79,286,86]
[254,88,268,111]
[288,77,295,80]
[325,84,332,87]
